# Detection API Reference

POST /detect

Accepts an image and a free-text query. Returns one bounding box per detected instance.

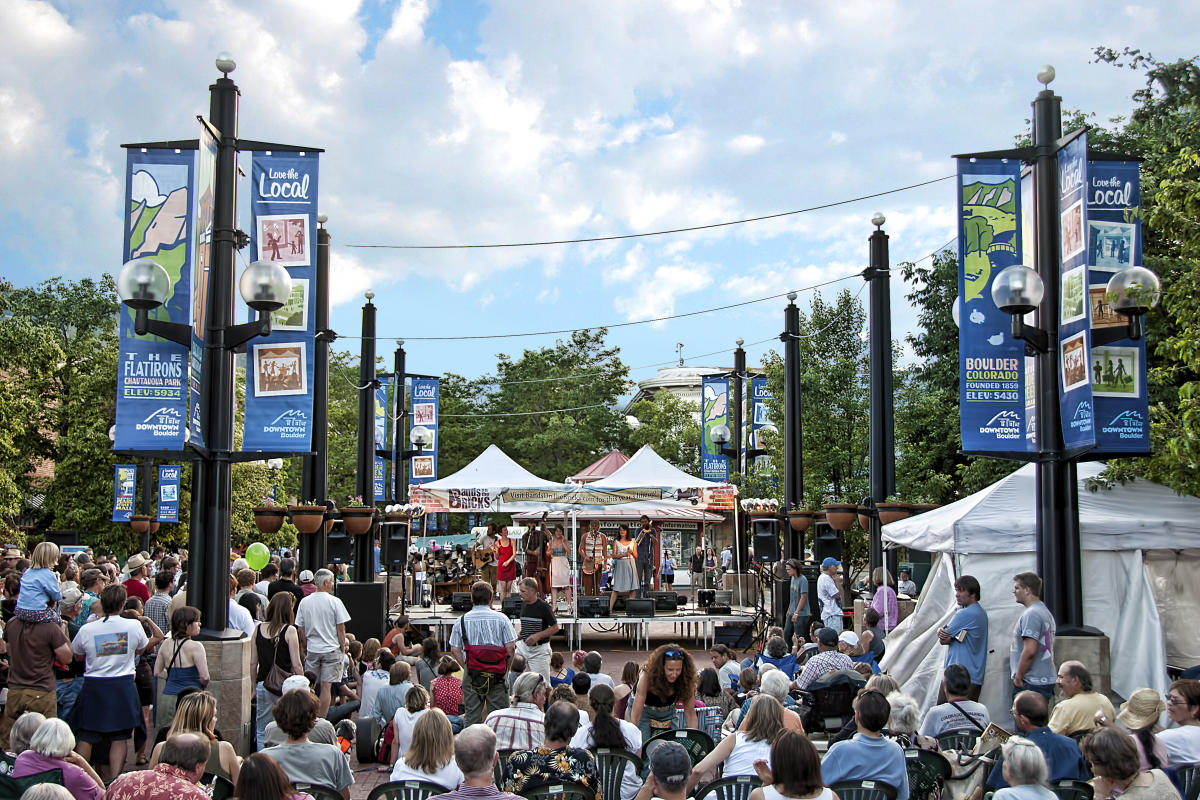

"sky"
[2,0,1197,399]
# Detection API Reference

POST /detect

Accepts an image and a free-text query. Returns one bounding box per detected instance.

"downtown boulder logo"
[1069,400,1094,434]
[137,407,183,437]
[1101,409,1145,440]
[264,409,309,439]
[980,410,1021,439]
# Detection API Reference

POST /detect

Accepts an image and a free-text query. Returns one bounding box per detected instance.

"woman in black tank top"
[250,592,303,749]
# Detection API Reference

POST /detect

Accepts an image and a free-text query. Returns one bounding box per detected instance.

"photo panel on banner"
[1057,133,1096,451]
[409,377,439,485]
[701,376,730,479]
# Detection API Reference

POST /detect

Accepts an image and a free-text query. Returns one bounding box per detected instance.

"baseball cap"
[821,557,841,569]
[817,627,839,647]
[60,586,83,608]
[281,675,311,695]
[646,740,691,790]
[231,558,249,573]
[298,569,314,584]
[839,630,860,647]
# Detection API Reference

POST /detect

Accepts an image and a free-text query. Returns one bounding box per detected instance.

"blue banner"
[957,158,1033,453]
[749,376,772,472]
[242,151,320,451]
[1087,160,1150,453]
[701,376,730,479]
[112,464,136,522]
[374,379,388,501]
[114,149,192,450]
[1057,134,1095,450]
[189,125,217,448]
[158,464,180,523]
[409,377,439,485]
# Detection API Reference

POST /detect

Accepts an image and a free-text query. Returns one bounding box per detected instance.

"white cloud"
[129,171,166,206]
[727,134,765,155]
[829,131,846,145]
[614,262,713,326]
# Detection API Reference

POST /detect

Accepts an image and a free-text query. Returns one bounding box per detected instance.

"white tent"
[880,461,1200,726]
[410,444,568,512]
[587,444,738,509]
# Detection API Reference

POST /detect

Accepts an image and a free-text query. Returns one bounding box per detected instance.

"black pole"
[300,217,331,572]
[782,293,804,560]
[866,217,897,578]
[354,297,377,583]
[732,340,745,572]
[393,343,407,502]
[189,70,240,637]
[1031,85,1082,627]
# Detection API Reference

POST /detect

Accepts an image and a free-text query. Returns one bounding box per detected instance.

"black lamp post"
[354,292,379,583]
[114,55,300,636]
[780,293,804,561]
[863,213,897,579]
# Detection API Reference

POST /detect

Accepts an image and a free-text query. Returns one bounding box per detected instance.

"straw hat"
[1116,688,1166,731]
[125,553,148,573]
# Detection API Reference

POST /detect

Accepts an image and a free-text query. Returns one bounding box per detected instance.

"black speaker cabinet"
[650,591,679,611]
[812,521,842,566]
[625,598,656,618]
[501,595,522,619]
[450,592,473,612]
[334,581,387,642]
[381,520,409,573]
[578,596,608,618]
[327,531,354,565]
[707,603,732,615]
[752,517,782,563]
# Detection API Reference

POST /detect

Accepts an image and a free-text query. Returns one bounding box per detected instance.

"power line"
[343,175,954,250]
[440,403,609,418]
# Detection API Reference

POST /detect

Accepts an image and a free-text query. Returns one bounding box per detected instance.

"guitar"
[472,542,497,570]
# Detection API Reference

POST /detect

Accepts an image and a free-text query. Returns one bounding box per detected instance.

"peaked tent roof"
[589,445,733,491]
[882,461,1200,554]
[570,450,629,483]
[416,444,562,490]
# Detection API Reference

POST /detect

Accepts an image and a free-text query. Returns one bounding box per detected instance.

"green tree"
[623,391,701,471]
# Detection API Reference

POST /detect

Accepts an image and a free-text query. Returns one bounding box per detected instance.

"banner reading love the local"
[409,377,439,485]
[242,151,319,451]
[749,376,773,472]
[114,149,192,451]
[1056,133,1095,451]
[1087,159,1150,454]
[112,464,136,522]
[158,465,180,523]
[701,376,730,479]
[374,378,389,502]
[957,158,1034,453]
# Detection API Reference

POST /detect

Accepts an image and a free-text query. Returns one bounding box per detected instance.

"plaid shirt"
[144,591,171,635]
[795,650,855,690]
[485,702,545,751]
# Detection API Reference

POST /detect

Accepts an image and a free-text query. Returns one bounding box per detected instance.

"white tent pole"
[733,501,743,607]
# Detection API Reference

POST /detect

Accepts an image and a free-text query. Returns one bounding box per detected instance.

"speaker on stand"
[811,520,842,566]
[327,523,354,565]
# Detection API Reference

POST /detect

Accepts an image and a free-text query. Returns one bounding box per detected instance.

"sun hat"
[125,553,148,572]
[839,630,860,647]
[1116,688,1167,730]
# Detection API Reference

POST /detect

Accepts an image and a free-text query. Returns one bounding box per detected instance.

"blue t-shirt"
[16,568,61,612]
[943,602,989,684]
[821,733,910,800]
[1010,601,1056,686]
[987,727,1088,789]
[789,576,809,616]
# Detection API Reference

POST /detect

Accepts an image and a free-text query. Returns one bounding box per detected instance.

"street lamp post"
[864,213,897,579]
[780,293,804,561]
[354,291,378,583]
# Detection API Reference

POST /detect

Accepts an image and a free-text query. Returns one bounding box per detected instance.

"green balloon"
[245,542,270,570]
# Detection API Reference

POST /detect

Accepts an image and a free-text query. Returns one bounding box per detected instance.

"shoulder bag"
[262,624,293,695]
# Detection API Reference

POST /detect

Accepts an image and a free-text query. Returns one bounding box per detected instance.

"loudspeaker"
[697,589,716,608]
[381,521,409,573]
[707,603,732,615]
[578,596,608,618]
[752,518,781,563]
[327,532,354,565]
[649,591,679,611]
[625,598,656,618]
[450,592,473,612]
[812,521,842,565]
[334,581,387,642]
[501,596,522,619]
[714,622,752,645]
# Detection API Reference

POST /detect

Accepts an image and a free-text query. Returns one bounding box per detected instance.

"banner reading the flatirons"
[114,148,192,451]
[242,151,319,451]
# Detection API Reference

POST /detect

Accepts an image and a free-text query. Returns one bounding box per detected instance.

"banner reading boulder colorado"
[701,376,730,479]
[409,377,439,485]
[112,464,136,522]
[1057,133,1095,451]
[242,151,319,451]
[114,149,192,451]
[158,465,180,523]
[957,158,1033,453]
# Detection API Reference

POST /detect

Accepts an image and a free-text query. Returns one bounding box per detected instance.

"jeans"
[783,613,808,649]
[636,559,653,597]
[255,682,279,750]
[447,714,464,733]
[326,699,359,726]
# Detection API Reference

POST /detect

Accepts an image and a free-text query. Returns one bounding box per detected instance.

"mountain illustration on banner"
[961,177,1017,302]
[127,167,190,327]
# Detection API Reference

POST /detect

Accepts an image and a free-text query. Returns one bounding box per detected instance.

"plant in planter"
[786,503,813,532]
[876,496,911,525]
[339,494,377,535]
[822,498,858,531]
[288,499,327,534]
[253,499,287,534]
[129,515,154,534]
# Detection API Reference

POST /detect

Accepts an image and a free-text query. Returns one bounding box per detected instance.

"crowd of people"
[0,534,1197,800]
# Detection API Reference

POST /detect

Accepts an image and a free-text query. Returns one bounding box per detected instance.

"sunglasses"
[664,650,683,659]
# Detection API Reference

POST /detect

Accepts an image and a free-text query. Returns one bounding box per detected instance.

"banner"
[1057,133,1095,451]
[409,377,439,485]
[374,378,388,501]
[1087,159,1149,453]
[158,465,180,523]
[701,376,730,479]
[114,149,192,450]
[413,483,738,513]
[748,376,773,472]
[112,464,136,522]
[957,158,1034,453]
[242,151,320,451]
[189,124,217,448]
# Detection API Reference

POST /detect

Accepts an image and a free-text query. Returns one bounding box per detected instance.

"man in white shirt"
[817,557,843,631]
[486,672,548,751]
[897,569,918,597]
[227,574,256,638]
[296,568,352,717]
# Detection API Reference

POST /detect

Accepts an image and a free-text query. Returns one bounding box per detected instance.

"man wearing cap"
[795,627,854,691]
[1048,661,1115,736]
[639,740,692,800]
[817,557,843,631]
[821,689,910,800]
[298,569,318,596]
[1,549,22,571]
[122,554,152,603]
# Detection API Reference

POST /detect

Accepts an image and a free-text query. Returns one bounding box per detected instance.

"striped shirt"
[449,606,517,650]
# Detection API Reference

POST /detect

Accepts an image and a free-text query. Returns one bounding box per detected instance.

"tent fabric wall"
[878,552,959,712]
[1144,550,1200,666]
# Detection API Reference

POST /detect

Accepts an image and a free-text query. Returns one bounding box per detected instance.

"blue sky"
[2,0,1197,397]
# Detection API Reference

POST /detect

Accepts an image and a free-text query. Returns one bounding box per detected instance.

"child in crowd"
[16,542,62,623]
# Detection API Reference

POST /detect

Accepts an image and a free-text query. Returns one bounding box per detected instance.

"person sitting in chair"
[820,689,910,800]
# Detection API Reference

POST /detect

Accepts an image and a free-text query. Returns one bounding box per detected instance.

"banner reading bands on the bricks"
[701,376,730,480]
[242,151,319,451]
[1087,159,1150,454]
[114,148,193,451]
[1057,133,1095,451]
[409,377,439,485]
[957,157,1033,453]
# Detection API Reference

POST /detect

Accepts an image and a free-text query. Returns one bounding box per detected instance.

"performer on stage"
[515,577,559,681]
[634,515,657,598]
[609,524,638,614]
[473,524,499,588]
[548,525,572,610]
[579,520,608,596]
[495,526,517,598]
[524,512,549,596]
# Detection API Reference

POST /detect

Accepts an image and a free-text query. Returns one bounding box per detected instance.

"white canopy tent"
[879,461,1200,727]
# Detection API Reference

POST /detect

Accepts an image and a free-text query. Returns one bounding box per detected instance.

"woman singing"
[609,525,638,614]
[630,643,698,743]
[549,525,572,609]
[496,526,517,598]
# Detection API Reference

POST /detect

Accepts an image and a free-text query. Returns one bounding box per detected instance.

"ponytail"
[588,684,625,749]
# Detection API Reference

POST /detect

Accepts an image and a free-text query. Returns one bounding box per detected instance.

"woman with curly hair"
[630,643,698,742]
